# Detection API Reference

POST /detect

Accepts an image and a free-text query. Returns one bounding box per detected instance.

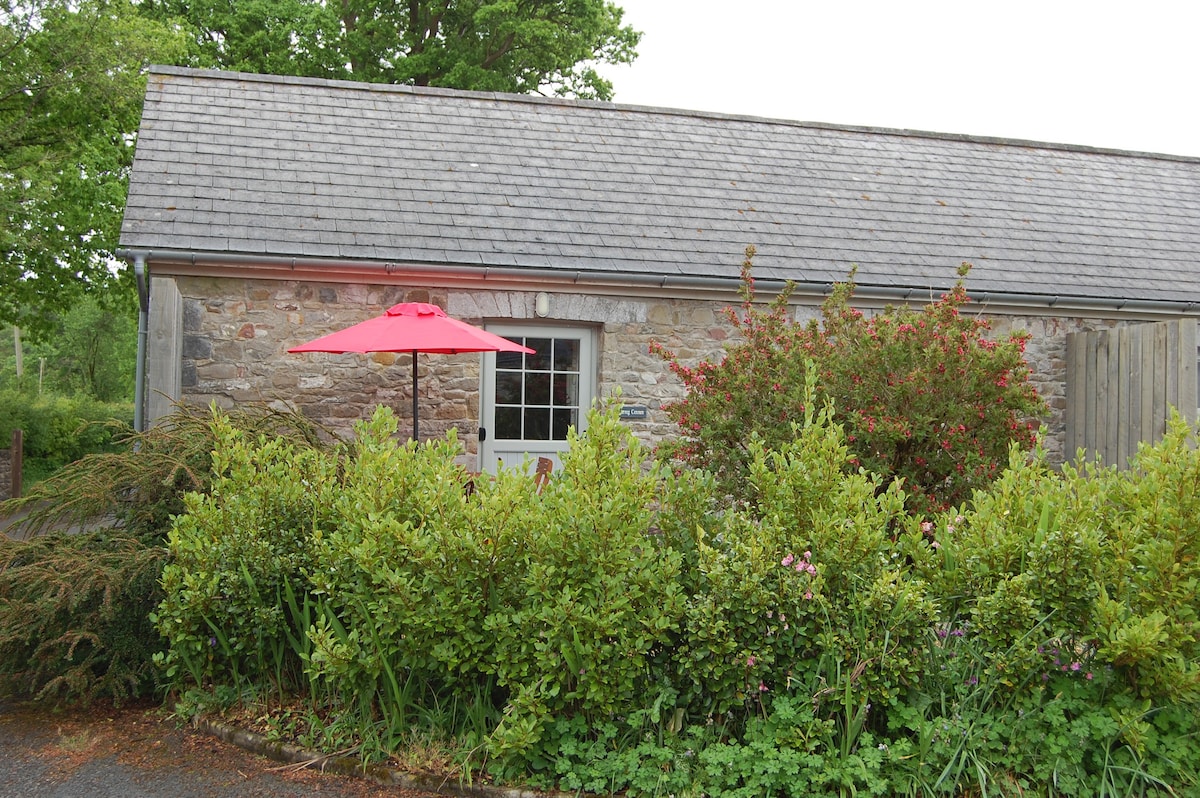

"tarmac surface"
[0,699,447,798]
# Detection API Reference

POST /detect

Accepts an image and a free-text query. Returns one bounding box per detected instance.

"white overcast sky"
[598,0,1199,158]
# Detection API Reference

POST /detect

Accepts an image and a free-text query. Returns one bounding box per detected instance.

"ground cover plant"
[155,391,1200,796]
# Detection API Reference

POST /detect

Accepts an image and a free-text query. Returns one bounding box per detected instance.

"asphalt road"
[0,700,443,798]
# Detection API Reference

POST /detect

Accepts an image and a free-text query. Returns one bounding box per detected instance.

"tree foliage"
[1,296,137,400]
[137,0,640,99]
[0,0,186,340]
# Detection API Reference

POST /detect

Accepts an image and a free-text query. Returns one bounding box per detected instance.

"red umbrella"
[289,302,534,440]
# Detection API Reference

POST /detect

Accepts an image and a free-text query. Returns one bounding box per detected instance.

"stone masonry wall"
[0,447,12,501]
[173,274,1147,468]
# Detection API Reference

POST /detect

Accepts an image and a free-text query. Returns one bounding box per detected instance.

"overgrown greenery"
[1,0,187,339]
[0,530,167,704]
[653,249,1046,513]
[0,403,328,706]
[0,298,140,484]
[0,390,132,485]
[150,394,1200,795]
[1,401,327,540]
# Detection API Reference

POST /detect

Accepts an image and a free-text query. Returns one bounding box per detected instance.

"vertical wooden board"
[1117,325,1132,469]
[1177,319,1198,426]
[1127,324,1144,464]
[147,276,184,426]
[1094,330,1110,464]
[1065,332,1083,460]
[1084,330,1099,462]
[1104,329,1121,467]
[1167,319,1181,424]
[1153,322,1168,441]
[1140,324,1157,451]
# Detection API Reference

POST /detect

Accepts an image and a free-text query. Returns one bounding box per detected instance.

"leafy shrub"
[484,405,688,769]
[0,388,132,484]
[931,414,1200,706]
[302,409,527,751]
[154,411,338,698]
[0,531,166,705]
[151,397,1200,796]
[675,372,928,723]
[652,247,1045,512]
[1092,413,1200,702]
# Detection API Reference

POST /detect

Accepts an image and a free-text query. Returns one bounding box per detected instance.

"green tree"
[0,0,187,341]
[139,0,641,99]
[2,298,137,401]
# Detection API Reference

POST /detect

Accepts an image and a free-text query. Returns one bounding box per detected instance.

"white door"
[479,325,596,474]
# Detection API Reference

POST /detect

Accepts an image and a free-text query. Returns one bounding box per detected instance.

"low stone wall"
[0,447,11,501]
[0,430,19,501]
[164,273,1156,469]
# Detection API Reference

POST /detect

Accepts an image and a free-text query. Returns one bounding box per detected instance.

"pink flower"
[746,656,756,667]
[932,541,941,549]
[758,681,769,692]
[804,590,813,600]
[1086,672,1094,680]
[781,553,795,567]
[803,551,812,560]
[921,521,934,533]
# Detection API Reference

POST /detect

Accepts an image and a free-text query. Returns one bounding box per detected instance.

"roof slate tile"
[121,67,1200,305]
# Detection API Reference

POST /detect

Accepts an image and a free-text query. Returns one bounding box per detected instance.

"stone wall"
[168,273,1154,468]
[0,446,12,501]
[177,276,476,443]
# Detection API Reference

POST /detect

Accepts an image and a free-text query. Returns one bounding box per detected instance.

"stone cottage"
[118,66,1200,472]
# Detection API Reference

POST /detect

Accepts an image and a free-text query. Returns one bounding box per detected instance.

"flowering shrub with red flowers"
[652,247,1046,513]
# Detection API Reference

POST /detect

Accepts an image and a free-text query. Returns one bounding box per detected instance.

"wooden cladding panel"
[1066,319,1197,468]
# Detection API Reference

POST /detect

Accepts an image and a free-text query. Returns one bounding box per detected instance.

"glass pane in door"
[494,335,583,441]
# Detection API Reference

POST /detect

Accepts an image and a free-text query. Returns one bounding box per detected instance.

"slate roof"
[121,66,1200,307]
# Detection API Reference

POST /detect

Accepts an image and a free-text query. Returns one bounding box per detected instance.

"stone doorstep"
[196,716,573,798]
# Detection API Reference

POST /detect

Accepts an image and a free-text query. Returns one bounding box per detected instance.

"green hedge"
[0,389,133,483]
[153,398,1200,796]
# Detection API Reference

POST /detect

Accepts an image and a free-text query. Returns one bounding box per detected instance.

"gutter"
[116,249,1200,319]
[133,253,149,433]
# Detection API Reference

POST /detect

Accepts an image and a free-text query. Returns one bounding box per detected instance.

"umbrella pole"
[411,349,418,441]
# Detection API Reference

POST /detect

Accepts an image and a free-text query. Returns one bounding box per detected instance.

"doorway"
[479,324,597,473]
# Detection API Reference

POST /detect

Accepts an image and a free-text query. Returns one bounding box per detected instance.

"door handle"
[478,427,487,442]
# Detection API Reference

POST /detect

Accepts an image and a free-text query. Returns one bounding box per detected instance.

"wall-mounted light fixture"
[535,291,551,318]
